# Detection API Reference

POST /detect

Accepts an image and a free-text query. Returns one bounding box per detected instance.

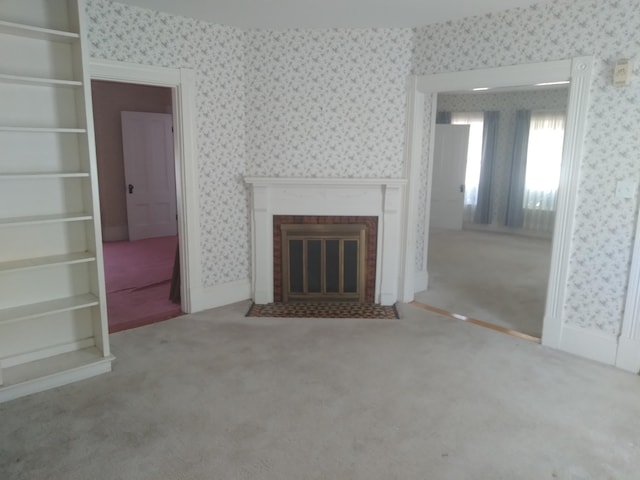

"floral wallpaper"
[86,0,640,336]
[412,0,640,334]
[86,0,250,287]
[437,87,569,228]
[244,28,413,178]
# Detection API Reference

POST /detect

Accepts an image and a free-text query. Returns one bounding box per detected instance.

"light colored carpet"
[2,300,640,479]
[415,228,552,337]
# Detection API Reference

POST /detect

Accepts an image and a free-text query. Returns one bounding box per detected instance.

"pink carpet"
[103,236,182,333]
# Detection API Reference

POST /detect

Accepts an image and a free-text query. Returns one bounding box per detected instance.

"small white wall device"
[613,59,632,87]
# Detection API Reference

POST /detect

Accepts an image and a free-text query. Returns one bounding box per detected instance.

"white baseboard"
[414,270,428,293]
[615,336,640,373]
[190,278,252,313]
[559,324,618,365]
[379,292,396,306]
[0,356,113,403]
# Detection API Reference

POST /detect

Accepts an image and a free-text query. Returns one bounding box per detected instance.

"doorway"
[403,57,596,357]
[91,80,181,332]
[417,87,569,338]
[416,85,568,339]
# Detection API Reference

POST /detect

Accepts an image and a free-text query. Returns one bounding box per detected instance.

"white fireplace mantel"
[245,177,407,305]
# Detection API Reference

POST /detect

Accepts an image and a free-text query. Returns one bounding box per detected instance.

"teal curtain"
[505,110,531,228]
[473,111,499,224]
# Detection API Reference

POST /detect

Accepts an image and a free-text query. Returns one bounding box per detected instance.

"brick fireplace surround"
[245,178,406,306]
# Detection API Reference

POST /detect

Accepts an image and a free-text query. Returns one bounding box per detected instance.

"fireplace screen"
[281,224,366,302]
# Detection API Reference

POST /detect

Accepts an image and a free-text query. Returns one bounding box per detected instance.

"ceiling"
[114,0,549,29]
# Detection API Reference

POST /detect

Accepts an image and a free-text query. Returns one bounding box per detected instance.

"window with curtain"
[451,112,484,223]
[522,111,566,232]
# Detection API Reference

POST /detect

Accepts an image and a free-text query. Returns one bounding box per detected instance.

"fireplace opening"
[282,224,366,302]
[273,216,378,304]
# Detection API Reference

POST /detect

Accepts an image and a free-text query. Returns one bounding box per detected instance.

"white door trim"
[616,203,640,373]
[401,57,594,353]
[89,59,200,314]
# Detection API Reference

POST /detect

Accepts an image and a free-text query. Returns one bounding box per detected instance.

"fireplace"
[274,216,378,303]
[245,177,406,306]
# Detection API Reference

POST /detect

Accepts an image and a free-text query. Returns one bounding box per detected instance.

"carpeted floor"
[1,300,640,479]
[415,228,552,337]
[247,302,399,319]
[103,236,182,333]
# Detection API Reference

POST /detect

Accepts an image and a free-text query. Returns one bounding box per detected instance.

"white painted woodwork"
[430,125,469,230]
[0,20,79,42]
[245,177,406,306]
[399,76,424,301]
[121,111,178,241]
[405,57,601,365]
[0,347,112,403]
[0,252,96,274]
[0,213,93,227]
[90,59,199,314]
[0,0,113,401]
[0,32,76,79]
[0,127,86,133]
[0,294,99,326]
[616,200,640,373]
[0,73,82,87]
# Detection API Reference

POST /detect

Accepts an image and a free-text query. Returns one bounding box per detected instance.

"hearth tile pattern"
[246,302,399,319]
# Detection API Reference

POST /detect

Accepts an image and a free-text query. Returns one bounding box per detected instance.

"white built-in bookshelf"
[0,0,113,402]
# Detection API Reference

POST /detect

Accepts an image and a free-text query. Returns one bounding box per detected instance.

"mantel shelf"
[0,252,96,274]
[0,294,99,326]
[0,213,93,228]
[0,73,82,87]
[0,173,90,179]
[0,20,79,43]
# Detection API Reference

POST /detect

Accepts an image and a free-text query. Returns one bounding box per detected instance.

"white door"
[430,124,470,230]
[121,112,177,241]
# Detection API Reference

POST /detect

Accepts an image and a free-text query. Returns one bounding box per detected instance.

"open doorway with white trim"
[89,59,201,328]
[91,80,181,332]
[417,87,569,339]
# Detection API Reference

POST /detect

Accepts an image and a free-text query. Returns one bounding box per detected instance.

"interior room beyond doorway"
[91,80,182,332]
[419,86,569,338]
[415,229,552,337]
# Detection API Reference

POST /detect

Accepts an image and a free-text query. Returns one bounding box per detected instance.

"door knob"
[460,184,465,193]
[128,184,134,194]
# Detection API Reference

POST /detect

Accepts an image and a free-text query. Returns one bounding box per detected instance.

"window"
[523,112,566,211]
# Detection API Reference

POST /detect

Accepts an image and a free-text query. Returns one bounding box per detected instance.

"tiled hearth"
[245,177,406,305]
